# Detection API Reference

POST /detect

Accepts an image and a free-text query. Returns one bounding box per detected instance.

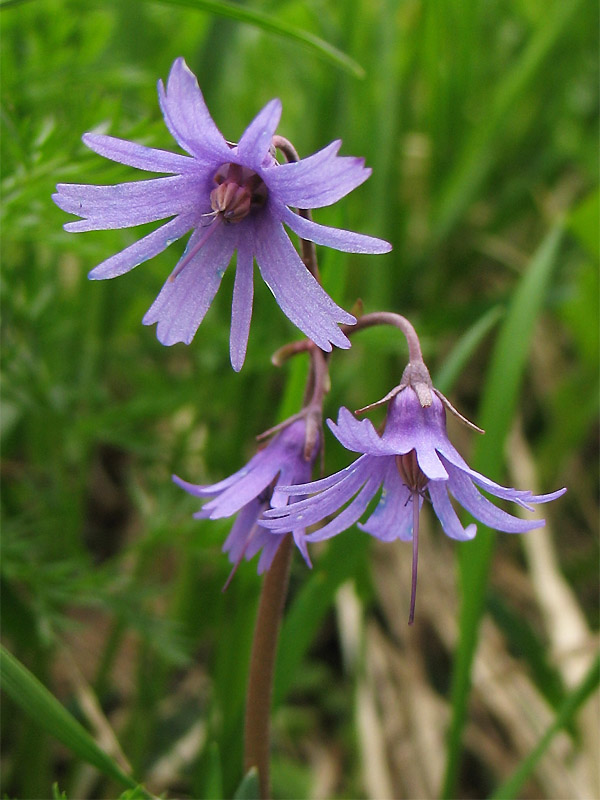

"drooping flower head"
[53,57,391,370]
[174,418,318,579]
[262,363,566,622]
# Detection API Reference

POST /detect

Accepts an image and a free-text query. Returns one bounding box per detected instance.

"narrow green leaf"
[119,788,154,800]
[568,188,600,260]
[432,0,584,245]
[0,0,38,8]
[434,305,504,395]
[233,766,260,799]
[203,741,224,800]
[490,655,600,799]
[0,645,150,797]
[145,0,365,78]
[441,224,565,797]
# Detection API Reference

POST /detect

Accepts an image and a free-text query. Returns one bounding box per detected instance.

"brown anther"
[396,451,428,493]
[210,163,267,224]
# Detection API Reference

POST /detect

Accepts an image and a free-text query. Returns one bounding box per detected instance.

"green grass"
[1,0,598,797]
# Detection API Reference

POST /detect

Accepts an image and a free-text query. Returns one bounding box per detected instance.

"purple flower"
[174,419,317,577]
[261,386,566,621]
[53,57,391,370]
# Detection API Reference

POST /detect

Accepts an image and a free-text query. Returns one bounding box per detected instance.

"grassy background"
[1,0,598,798]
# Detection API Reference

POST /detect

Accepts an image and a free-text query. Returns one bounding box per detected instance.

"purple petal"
[291,530,312,568]
[263,140,371,208]
[446,463,545,533]
[244,526,274,561]
[238,511,284,573]
[253,531,284,574]
[173,462,257,498]
[236,99,282,168]
[88,214,194,279]
[158,57,231,163]
[272,460,315,509]
[305,472,383,542]
[279,204,391,254]
[82,133,199,174]
[252,214,354,350]
[292,530,312,569]
[327,407,390,455]
[276,459,364,498]
[382,390,449,480]
[175,418,310,506]
[202,455,280,518]
[223,500,263,563]
[358,463,414,541]
[229,242,254,372]
[54,175,200,232]
[437,451,565,510]
[263,457,383,533]
[143,222,236,345]
[526,487,567,503]
[414,445,449,481]
[265,456,371,518]
[428,481,477,541]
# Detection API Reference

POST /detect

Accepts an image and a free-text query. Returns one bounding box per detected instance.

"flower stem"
[342,311,424,364]
[244,533,294,799]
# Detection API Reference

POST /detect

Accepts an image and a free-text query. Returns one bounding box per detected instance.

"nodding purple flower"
[174,419,318,579]
[53,57,391,370]
[261,385,566,623]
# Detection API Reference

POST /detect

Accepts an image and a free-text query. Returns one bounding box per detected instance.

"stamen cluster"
[210,163,267,223]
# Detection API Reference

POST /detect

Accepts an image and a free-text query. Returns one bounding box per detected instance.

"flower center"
[396,451,428,493]
[210,163,268,223]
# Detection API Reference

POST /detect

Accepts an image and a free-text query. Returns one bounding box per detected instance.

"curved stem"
[244,534,294,799]
[271,339,312,366]
[341,311,424,364]
[272,312,425,367]
[272,135,320,282]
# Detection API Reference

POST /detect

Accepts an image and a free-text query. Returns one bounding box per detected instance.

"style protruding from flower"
[174,418,319,581]
[261,322,566,623]
[53,57,391,370]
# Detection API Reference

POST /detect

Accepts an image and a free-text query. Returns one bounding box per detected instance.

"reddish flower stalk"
[243,534,293,798]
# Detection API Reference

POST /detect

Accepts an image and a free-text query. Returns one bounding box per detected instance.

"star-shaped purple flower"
[174,419,317,578]
[53,57,391,370]
[262,386,566,621]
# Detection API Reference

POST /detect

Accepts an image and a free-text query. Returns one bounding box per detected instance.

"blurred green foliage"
[1,0,597,797]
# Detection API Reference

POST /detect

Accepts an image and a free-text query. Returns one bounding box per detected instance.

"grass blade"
[145,0,365,77]
[434,305,504,395]
[0,645,151,797]
[431,0,583,246]
[490,654,600,799]
[233,767,260,799]
[441,223,565,797]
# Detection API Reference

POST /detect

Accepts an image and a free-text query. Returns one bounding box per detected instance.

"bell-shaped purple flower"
[53,57,391,370]
[262,386,566,621]
[174,419,317,577]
